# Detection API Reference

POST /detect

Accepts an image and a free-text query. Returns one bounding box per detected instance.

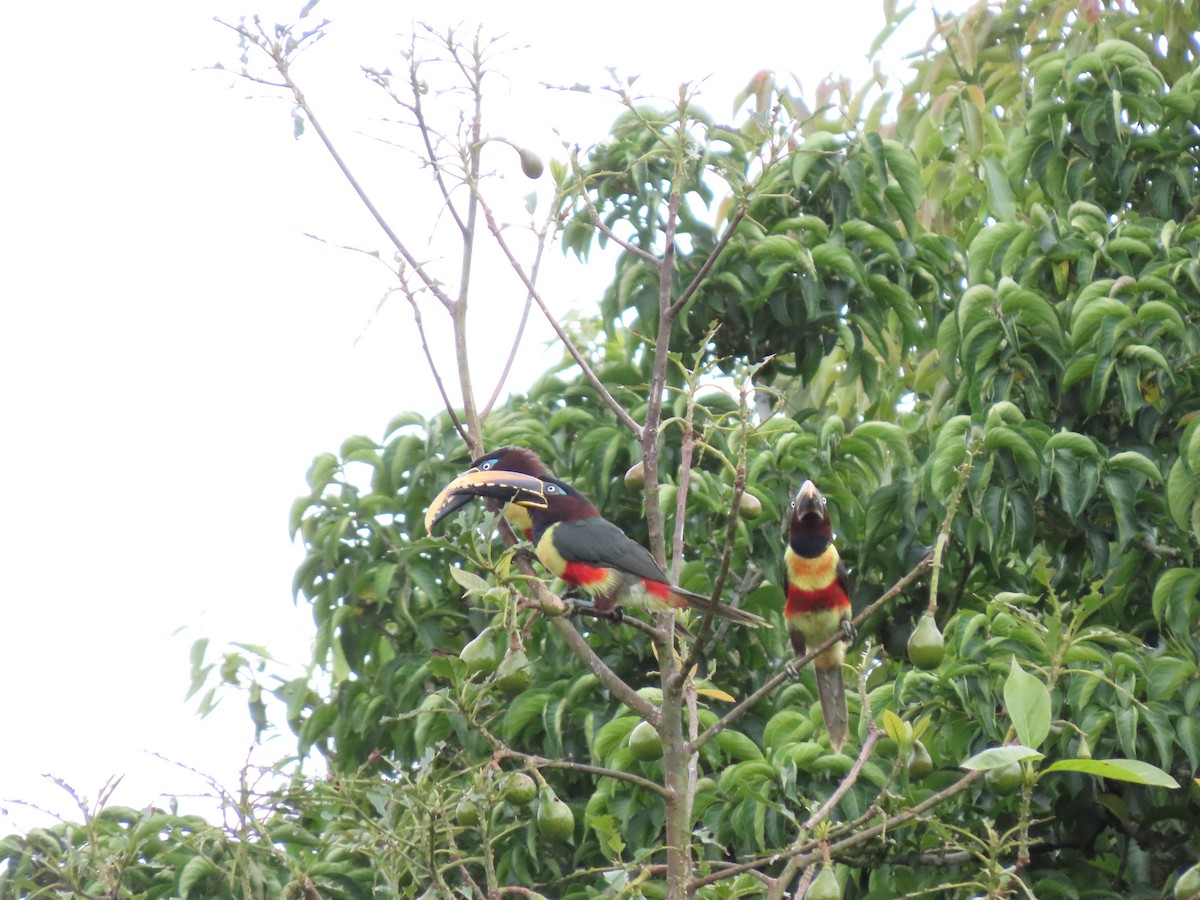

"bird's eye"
[545,484,558,493]
[480,460,494,470]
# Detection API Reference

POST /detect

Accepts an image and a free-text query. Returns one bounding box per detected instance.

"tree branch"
[692,768,982,890]
[259,38,457,314]
[485,732,668,798]
[640,190,681,569]
[666,204,748,318]
[477,197,644,439]
[481,225,544,419]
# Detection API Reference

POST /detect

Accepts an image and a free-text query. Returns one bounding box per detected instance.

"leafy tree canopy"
[5,1,1200,898]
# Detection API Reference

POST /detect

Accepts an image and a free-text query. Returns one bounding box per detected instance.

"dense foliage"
[4,1,1200,898]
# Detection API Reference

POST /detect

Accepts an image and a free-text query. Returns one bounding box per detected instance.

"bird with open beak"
[426,453,768,629]
[784,480,853,751]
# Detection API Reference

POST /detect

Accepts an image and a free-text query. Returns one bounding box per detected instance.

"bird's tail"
[670,587,770,628]
[815,665,849,752]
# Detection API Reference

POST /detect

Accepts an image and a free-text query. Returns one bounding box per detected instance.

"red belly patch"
[561,561,612,591]
[786,582,850,617]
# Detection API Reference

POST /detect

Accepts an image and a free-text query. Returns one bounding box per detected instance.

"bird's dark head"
[470,446,555,480]
[788,479,833,557]
[424,468,549,534]
[530,477,600,523]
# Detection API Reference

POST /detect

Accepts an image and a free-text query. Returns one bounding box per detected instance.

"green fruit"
[1175,862,1200,900]
[499,772,537,807]
[624,461,645,490]
[984,761,1023,796]
[494,649,532,694]
[518,148,544,179]
[807,864,842,900]
[455,798,479,827]
[628,720,663,761]
[907,740,933,780]
[536,788,574,840]
[737,491,763,519]
[907,614,945,669]
[460,628,500,676]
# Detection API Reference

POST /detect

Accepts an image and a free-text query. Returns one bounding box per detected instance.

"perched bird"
[426,464,769,629]
[784,480,853,751]
[425,446,556,540]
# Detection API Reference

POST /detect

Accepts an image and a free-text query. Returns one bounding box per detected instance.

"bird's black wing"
[550,517,669,583]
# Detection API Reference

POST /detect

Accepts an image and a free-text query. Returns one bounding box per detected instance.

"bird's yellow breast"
[785,545,841,591]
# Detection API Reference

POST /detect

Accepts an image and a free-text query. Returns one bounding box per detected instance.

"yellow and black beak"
[424,469,548,534]
[793,479,826,520]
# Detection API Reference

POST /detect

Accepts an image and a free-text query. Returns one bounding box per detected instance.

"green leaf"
[961,745,1043,770]
[449,566,493,596]
[716,730,765,762]
[1105,450,1160,483]
[178,854,220,895]
[882,708,909,746]
[1045,430,1101,458]
[1166,459,1196,530]
[1004,658,1051,750]
[1041,758,1179,787]
[983,154,1016,220]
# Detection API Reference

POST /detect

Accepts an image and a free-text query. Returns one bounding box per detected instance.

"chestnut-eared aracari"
[426,461,768,628]
[784,480,853,751]
[424,446,555,541]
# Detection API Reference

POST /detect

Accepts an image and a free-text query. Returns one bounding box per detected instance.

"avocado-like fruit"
[455,798,480,826]
[807,864,842,900]
[737,492,763,519]
[907,614,945,670]
[624,461,645,490]
[984,761,1023,796]
[628,720,663,761]
[460,628,500,676]
[519,148,544,179]
[500,772,537,807]
[907,740,934,780]
[494,648,532,694]
[536,787,574,840]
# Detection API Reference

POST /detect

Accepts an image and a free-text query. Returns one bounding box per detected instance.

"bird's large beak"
[793,479,825,519]
[424,469,548,534]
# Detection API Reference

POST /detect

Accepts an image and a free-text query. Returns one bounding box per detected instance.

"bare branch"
[477,196,644,439]
[266,49,457,315]
[667,204,749,318]
[401,284,470,444]
[481,225,545,419]
[489,741,669,799]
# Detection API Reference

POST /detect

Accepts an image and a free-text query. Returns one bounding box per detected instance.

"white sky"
[0,0,962,832]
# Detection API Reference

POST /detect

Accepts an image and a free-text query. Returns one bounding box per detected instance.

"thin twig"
[477,197,644,438]
[482,226,545,419]
[406,36,469,237]
[640,190,682,568]
[483,729,668,798]
[666,204,749,318]
[264,43,457,314]
[402,283,470,444]
[805,724,883,831]
[691,769,982,890]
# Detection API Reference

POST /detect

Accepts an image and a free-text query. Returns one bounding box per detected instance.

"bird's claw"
[784,660,800,681]
[564,599,623,625]
[511,547,538,569]
[840,618,856,642]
